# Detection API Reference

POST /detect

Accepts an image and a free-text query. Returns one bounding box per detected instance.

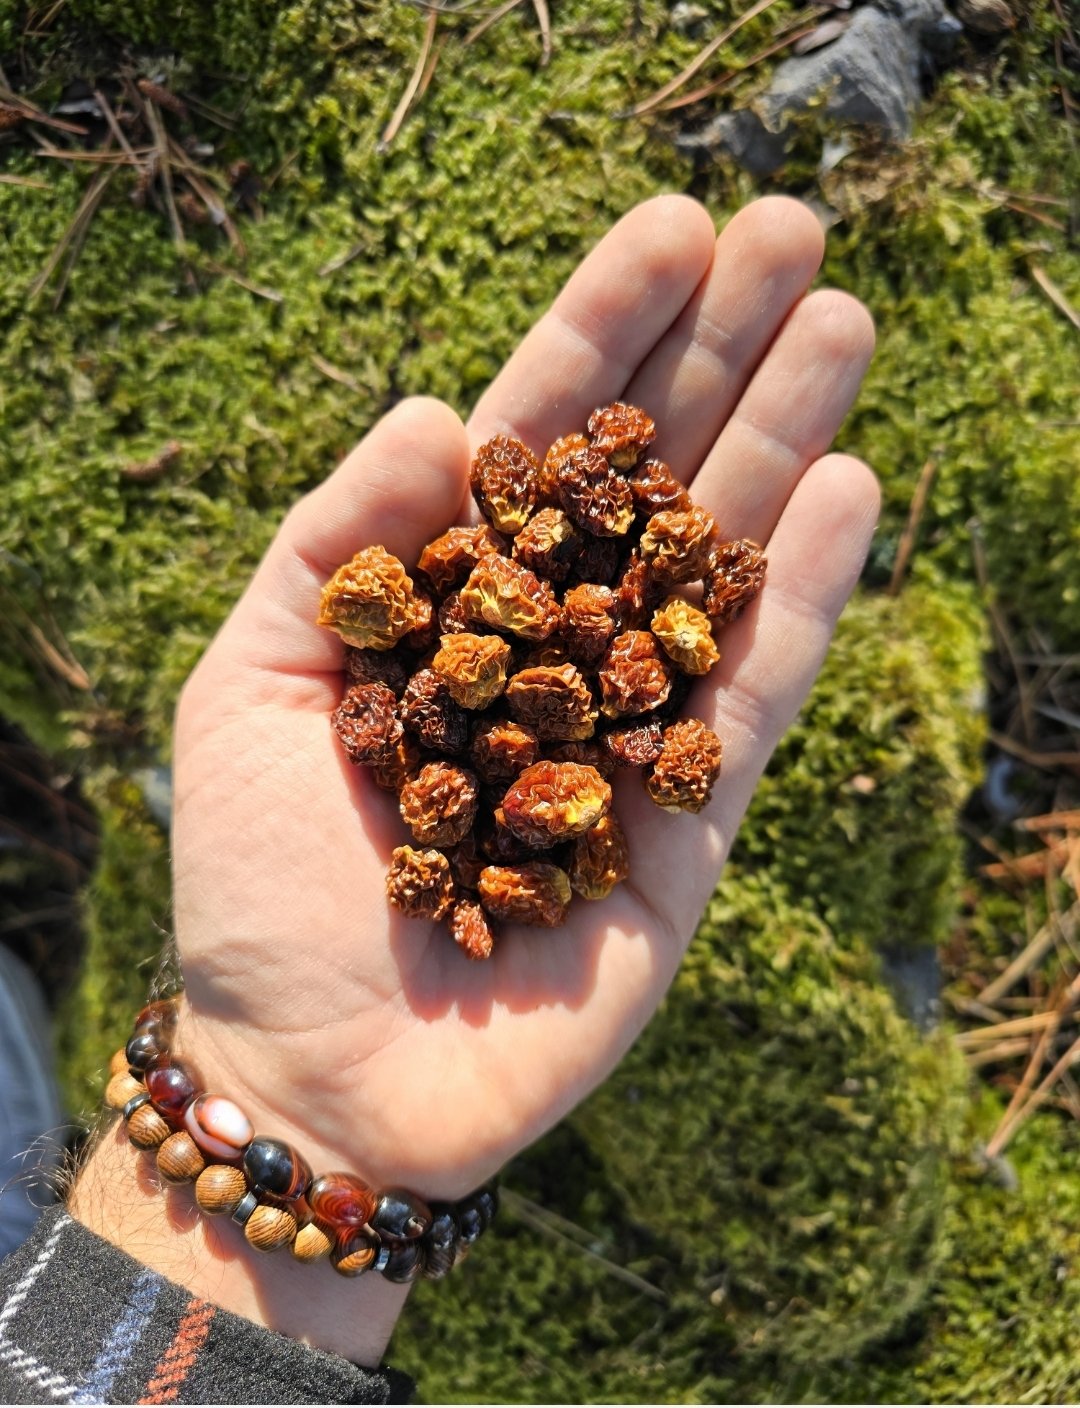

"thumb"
[200,396,470,685]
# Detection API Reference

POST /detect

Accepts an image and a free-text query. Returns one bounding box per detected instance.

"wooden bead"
[244,1204,297,1253]
[195,1164,248,1215]
[156,1131,207,1184]
[330,1231,380,1277]
[291,1222,333,1264]
[108,1048,130,1077]
[105,1072,144,1111]
[126,1103,171,1150]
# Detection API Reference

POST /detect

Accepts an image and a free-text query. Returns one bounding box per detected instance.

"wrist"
[69,1118,411,1367]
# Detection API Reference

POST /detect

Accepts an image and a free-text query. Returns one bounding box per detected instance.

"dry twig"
[887,457,937,596]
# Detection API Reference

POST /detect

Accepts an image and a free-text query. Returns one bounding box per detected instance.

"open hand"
[173,194,878,1203]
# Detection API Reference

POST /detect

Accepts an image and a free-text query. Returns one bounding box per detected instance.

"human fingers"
[467,194,716,455]
[623,452,881,947]
[689,289,876,543]
[621,196,825,476]
[195,397,471,687]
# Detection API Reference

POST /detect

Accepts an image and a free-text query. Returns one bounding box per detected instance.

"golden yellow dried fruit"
[569,814,630,900]
[505,664,598,742]
[501,761,612,846]
[317,546,417,651]
[639,506,717,584]
[431,632,513,710]
[459,555,559,641]
[478,862,572,927]
[645,718,723,813]
[470,436,540,534]
[650,596,720,676]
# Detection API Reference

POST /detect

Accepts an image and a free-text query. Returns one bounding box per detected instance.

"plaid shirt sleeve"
[0,1206,414,1405]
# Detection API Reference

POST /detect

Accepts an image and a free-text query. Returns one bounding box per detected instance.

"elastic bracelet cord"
[104,996,498,1283]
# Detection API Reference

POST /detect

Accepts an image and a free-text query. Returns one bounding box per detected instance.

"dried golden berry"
[448,833,486,891]
[400,669,469,754]
[332,683,403,765]
[645,718,723,813]
[438,592,470,634]
[478,863,572,927]
[471,719,541,785]
[402,590,437,652]
[600,718,665,768]
[459,555,559,641]
[431,632,512,710]
[501,761,612,846]
[539,432,589,500]
[588,402,656,469]
[518,640,571,671]
[628,458,691,517]
[386,846,455,920]
[505,664,598,742]
[651,596,720,676]
[470,436,540,534]
[568,535,621,586]
[450,899,495,960]
[512,508,583,583]
[344,648,409,696]
[481,806,552,863]
[612,550,665,632]
[370,735,421,792]
[417,525,505,594]
[317,546,416,651]
[545,740,614,779]
[639,507,717,584]
[702,540,767,623]
[561,583,616,667]
[569,814,630,900]
[556,447,634,538]
[598,631,674,717]
[399,761,480,846]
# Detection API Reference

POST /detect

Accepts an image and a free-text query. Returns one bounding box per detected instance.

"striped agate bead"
[183,1094,254,1161]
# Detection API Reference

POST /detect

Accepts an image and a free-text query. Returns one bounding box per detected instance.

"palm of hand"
[171,196,878,1199]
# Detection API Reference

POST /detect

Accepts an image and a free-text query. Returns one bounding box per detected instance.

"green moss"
[1,0,1078,1401]
[53,775,172,1117]
[740,583,986,953]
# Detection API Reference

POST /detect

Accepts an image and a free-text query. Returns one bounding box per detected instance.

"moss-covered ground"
[1,0,1078,1399]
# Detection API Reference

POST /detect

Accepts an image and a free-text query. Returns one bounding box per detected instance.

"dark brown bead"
[125,1031,163,1072]
[381,1240,426,1284]
[371,1188,432,1241]
[243,1138,312,1202]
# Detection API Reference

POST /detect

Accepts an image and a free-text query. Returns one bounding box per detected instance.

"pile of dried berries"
[317,404,766,958]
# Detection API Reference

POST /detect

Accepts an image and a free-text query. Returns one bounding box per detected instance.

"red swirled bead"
[307,1173,378,1234]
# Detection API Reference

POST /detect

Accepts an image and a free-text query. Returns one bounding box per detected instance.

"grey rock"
[676,0,963,175]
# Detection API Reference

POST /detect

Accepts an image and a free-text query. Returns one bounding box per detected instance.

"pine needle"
[379,11,439,153]
[627,0,783,117]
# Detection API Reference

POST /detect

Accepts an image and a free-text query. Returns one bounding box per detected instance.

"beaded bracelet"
[103,996,497,1283]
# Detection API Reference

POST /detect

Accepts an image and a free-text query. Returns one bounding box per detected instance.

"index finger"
[466,195,715,456]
